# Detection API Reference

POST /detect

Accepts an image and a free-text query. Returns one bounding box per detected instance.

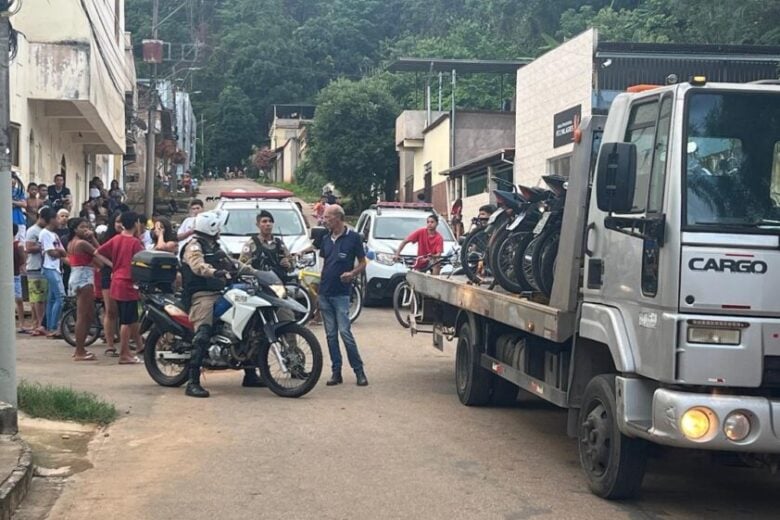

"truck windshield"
[685,91,780,230]
[374,216,454,241]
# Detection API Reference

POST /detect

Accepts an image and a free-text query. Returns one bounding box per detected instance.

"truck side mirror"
[596,142,637,213]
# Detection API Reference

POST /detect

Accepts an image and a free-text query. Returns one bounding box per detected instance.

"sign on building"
[553,105,581,148]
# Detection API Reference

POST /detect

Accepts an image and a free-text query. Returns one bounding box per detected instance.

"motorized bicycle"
[519,174,568,298]
[459,187,514,285]
[134,252,323,398]
[486,184,551,293]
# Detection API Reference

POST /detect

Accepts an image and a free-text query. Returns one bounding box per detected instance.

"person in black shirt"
[47,174,72,211]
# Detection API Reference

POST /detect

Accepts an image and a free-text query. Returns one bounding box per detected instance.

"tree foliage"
[308,77,399,208]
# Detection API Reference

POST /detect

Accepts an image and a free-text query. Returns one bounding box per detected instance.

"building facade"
[11,0,133,207]
[268,104,314,183]
[395,109,515,215]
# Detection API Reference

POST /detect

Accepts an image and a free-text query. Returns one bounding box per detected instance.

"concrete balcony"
[16,0,129,155]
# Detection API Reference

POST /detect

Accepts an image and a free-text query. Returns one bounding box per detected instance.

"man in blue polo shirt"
[319,204,368,387]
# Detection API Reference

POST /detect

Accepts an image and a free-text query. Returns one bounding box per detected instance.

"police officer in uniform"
[239,210,297,325]
[180,210,265,398]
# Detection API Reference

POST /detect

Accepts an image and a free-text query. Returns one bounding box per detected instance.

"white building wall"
[515,29,596,187]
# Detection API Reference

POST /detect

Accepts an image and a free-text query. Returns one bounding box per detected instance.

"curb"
[0,438,33,520]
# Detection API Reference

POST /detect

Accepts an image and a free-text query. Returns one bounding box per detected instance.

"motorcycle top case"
[131,250,178,285]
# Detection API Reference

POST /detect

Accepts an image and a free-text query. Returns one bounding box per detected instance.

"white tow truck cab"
[408,78,780,498]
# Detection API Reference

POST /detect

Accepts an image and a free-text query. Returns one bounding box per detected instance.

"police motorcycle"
[131,250,323,399]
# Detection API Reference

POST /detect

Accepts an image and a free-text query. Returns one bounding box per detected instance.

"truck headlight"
[270,284,287,299]
[723,412,751,442]
[686,320,746,345]
[375,253,397,266]
[680,407,716,440]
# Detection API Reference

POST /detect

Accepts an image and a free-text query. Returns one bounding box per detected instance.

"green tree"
[208,86,258,171]
[308,77,399,209]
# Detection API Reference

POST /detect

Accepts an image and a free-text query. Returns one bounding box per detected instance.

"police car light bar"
[375,201,433,210]
[218,190,294,200]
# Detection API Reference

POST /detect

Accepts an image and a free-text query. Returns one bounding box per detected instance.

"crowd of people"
[11,173,186,364]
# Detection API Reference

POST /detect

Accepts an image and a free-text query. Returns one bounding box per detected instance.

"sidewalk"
[0,434,33,520]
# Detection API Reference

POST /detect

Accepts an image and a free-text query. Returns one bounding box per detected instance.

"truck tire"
[455,321,491,406]
[578,375,648,499]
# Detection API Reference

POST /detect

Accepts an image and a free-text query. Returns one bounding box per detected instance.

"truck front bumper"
[618,377,780,453]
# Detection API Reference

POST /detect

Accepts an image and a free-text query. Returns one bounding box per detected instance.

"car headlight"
[686,320,746,345]
[375,252,397,266]
[270,284,287,299]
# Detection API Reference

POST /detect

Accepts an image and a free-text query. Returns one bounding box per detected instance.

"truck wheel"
[578,375,647,499]
[455,321,491,406]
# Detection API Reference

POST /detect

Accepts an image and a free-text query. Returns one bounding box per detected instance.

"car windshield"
[374,216,454,241]
[685,91,780,230]
[221,208,304,236]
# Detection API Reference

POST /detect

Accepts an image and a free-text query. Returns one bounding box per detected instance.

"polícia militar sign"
[553,105,581,148]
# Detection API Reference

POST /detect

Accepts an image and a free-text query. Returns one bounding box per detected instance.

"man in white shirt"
[39,208,67,337]
[25,208,49,334]
[177,199,204,252]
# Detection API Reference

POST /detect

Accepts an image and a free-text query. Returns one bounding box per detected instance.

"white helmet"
[193,209,228,237]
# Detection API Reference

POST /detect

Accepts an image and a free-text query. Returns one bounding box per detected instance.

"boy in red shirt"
[393,214,444,273]
[97,211,145,364]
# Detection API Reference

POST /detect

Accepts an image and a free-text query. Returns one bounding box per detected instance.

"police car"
[214,189,313,258]
[355,202,455,303]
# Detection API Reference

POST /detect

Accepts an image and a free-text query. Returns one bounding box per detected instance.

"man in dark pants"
[180,210,265,397]
[319,204,368,386]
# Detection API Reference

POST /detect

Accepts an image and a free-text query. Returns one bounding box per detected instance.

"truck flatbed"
[407,271,576,343]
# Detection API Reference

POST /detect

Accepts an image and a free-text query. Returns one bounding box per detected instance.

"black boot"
[242,369,266,388]
[356,370,369,387]
[326,371,343,386]
[185,368,210,398]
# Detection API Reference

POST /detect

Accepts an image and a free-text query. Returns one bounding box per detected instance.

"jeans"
[319,294,363,373]
[42,268,65,332]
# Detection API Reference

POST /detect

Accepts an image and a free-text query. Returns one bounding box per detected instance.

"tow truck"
[407,77,780,498]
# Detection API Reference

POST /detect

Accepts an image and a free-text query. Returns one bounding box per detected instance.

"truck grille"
[763,356,780,387]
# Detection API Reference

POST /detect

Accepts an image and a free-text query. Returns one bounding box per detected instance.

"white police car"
[355,202,455,303]
[214,189,313,258]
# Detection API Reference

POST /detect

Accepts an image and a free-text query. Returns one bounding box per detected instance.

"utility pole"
[0,2,18,424]
[144,0,159,218]
[200,113,205,176]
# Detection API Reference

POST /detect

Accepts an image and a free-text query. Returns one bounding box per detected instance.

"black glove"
[213,269,229,281]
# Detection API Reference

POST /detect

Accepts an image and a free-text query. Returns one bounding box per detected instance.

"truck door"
[583,93,676,381]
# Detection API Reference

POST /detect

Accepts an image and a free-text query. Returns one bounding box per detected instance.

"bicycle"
[287,256,362,326]
[60,295,107,347]
[392,254,452,329]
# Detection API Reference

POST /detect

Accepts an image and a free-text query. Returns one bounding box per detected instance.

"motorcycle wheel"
[521,234,544,292]
[392,281,414,329]
[60,307,101,347]
[460,229,492,284]
[294,287,314,326]
[143,327,189,387]
[536,230,560,299]
[258,323,323,398]
[490,231,533,294]
[349,283,362,323]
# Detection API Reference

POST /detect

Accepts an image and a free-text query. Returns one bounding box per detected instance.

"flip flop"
[29,330,45,337]
[74,352,97,361]
[118,356,142,365]
[104,348,119,357]
[46,333,63,339]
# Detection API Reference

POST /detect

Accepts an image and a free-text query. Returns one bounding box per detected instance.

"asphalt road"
[14,180,780,519]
